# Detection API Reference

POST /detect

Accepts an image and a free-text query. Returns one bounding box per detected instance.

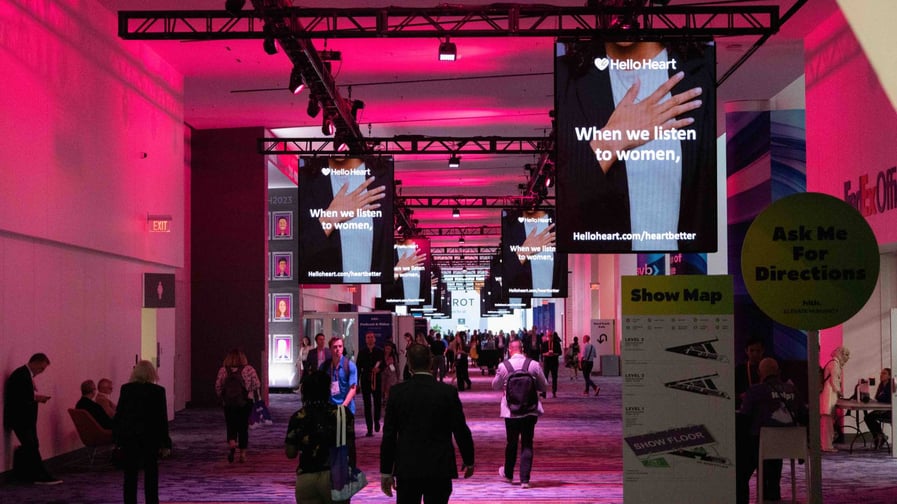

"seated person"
[76,379,113,430]
[738,358,807,503]
[865,368,893,449]
[95,377,117,418]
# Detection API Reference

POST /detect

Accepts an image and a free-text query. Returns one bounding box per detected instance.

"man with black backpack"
[491,339,548,489]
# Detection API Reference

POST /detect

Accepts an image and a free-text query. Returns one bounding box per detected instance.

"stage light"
[262,24,277,55]
[448,154,461,168]
[438,38,457,61]
[225,0,245,16]
[322,116,336,136]
[544,174,553,188]
[307,96,321,118]
[459,235,466,244]
[288,67,304,95]
[452,207,460,218]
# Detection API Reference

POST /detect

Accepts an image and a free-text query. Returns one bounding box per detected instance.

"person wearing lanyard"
[323,337,358,416]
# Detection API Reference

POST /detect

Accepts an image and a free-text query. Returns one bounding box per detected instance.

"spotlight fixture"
[459,235,466,244]
[262,24,277,55]
[448,154,461,169]
[224,0,246,16]
[306,96,321,118]
[322,116,336,136]
[452,207,460,218]
[288,66,304,95]
[438,38,457,61]
[320,50,342,62]
[351,100,365,120]
[544,173,553,188]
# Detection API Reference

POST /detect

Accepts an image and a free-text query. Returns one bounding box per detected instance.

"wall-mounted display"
[272,211,293,240]
[272,252,293,280]
[272,293,293,322]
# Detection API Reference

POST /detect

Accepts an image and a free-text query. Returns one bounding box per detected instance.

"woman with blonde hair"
[821,346,850,451]
[113,360,171,504]
[214,349,261,463]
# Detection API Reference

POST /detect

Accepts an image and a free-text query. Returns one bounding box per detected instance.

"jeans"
[542,357,559,395]
[503,415,538,483]
[581,360,597,393]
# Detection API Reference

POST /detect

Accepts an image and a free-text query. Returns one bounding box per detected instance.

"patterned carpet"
[2,370,896,503]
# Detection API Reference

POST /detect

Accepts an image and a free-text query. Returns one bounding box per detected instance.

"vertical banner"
[501,208,568,298]
[622,275,734,504]
[383,237,432,307]
[358,313,393,348]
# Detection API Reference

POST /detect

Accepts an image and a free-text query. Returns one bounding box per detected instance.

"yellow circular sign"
[741,192,879,330]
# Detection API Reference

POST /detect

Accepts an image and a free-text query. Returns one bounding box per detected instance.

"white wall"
[0,0,184,470]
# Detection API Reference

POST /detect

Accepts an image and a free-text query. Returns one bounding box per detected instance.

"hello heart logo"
[321,167,331,176]
[594,57,610,71]
[517,217,525,223]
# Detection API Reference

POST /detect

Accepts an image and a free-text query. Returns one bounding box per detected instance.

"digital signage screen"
[555,38,717,253]
[501,208,568,298]
[298,156,394,284]
[382,237,432,306]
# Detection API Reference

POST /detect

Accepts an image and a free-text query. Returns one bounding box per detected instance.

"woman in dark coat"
[113,360,171,504]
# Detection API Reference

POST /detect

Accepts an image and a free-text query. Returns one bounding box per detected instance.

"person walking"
[380,343,475,503]
[492,339,548,489]
[356,331,385,436]
[580,335,600,396]
[114,360,171,504]
[214,349,261,463]
[541,332,562,398]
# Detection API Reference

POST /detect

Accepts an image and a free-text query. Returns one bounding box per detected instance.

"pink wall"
[806,8,897,374]
[0,0,185,470]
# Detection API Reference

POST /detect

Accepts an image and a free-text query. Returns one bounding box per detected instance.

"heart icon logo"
[518,217,525,223]
[321,167,331,176]
[594,57,610,71]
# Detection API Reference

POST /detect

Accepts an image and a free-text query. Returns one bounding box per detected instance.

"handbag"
[330,406,367,501]
[249,392,273,428]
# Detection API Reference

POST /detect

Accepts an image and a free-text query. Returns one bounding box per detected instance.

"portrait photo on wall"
[272,293,293,322]
[272,335,293,363]
[501,208,568,298]
[298,156,395,284]
[272,252,293,280]
[555,37,717,253]
[383,236,432,306]
[272,211,293,240]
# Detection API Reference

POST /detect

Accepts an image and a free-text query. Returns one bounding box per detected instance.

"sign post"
[740,192,879,504]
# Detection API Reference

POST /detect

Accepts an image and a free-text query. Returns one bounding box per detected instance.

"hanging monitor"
[555,38,717,253]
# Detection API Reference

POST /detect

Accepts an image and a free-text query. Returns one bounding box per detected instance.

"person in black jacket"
[3,353,61,484]
[114,360,171,504]
[356,331,385,437]
[380,344,475,504]
[75,379,113,430]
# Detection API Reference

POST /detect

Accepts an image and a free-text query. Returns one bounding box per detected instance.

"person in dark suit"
[380,344,475,504]
[501,209,566,298]
[113,360,171,504]
[304,332,332,379]
[356,331,385,436]
[3,353,61,484]
[298,156,392,284]
[556,39,716,252]
[75,379,113,430]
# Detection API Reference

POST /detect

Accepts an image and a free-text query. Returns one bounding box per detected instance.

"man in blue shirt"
[322,337,358,415]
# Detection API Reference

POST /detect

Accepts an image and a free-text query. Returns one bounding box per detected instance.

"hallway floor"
[2,371,896,503]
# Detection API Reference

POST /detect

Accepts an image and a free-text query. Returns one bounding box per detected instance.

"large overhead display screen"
[383,236,432,306]
[298,156,394,284]
[501,208,568,298]
[555,39,717,253]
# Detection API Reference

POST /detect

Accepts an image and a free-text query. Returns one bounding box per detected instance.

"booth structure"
[269,311,417,388]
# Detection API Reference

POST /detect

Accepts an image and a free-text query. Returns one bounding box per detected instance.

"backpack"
[503,358,539,416]
[222,366,248,407]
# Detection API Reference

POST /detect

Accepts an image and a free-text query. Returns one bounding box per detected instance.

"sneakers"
[498,465,512,483]
[595,386,601,397]
[521,482,530,489]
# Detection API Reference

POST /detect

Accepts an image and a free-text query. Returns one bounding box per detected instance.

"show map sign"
[740,192,879,330]
[622,275,734,504]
